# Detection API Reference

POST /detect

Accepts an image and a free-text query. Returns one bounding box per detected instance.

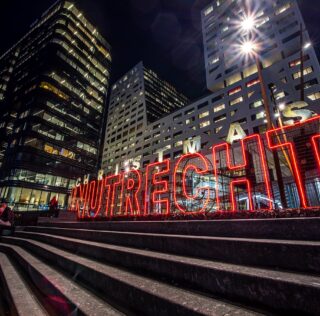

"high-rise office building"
[102,61,189,172]
[202,0,320,121]
[0,1,111,210]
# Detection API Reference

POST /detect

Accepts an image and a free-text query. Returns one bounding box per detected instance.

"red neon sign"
[230,179,253,212]
[144,160,170,216]
[266,117,320,208]
[70,116,320,218]
[213,134,272,211]
[120,169,142,217]
[89,179,105,218]
[104,174,122,217]
[173,153,210,214]
[72,182,90,218]
[312,135,320,170]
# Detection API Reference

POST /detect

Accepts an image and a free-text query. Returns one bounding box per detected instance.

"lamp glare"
[241,16,255,31]
[241,41,255,54]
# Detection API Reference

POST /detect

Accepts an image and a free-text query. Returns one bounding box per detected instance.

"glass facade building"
[0,1,111,210]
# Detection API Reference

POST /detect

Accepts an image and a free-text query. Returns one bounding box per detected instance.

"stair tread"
[36,217,320,224]
[27,218,320,241]
[11,231,320,287]
[0,252,47,316]
[25,226,320,246]
[0,243,123,316]
[1,236,263,316]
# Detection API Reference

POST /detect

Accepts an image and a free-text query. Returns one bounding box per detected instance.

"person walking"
[49,196,59,218]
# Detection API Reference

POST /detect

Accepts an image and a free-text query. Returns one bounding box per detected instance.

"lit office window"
[228,86,242,96]
[199,111,209,119]
[292,67,313,79]
[200,121,210,128]
[204,6,213,16]
[230,96,243,106]
[275,3,291,15]
[307,92,320,101]
[246,78,260,88]
[213,104,225,113]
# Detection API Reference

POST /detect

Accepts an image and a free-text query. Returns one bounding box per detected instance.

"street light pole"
[255,54,288,208]
[240,14,288,209]
[255,55,272,129]
[300,23,305,101]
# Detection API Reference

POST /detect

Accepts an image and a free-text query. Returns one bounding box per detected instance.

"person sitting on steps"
[0,199,11,226]
[0,198,14,230]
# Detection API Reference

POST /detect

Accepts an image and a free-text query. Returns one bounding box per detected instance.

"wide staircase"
[0,217,320,315]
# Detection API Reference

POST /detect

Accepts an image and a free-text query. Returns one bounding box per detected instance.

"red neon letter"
[89,179,105,218]
[87,180,96,218]
[266,119,320,208]
[212,134,272,211]
[173,153,210,214]
[69,186,78,212]
[144,160,170,216]
[120,169,142,217]
[312,135,320,170]
[73,182,90,218]
[230,180,253,211]
[104,174,122,218]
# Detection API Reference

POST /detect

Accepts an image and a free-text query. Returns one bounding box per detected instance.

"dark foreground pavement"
[1,216,320,315]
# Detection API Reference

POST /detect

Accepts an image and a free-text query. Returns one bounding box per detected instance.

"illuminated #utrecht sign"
[70,116,320,219]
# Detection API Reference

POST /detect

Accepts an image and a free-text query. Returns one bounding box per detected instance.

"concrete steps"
[36,217,320,240]
[0,218,319,315]
[0,236,261,316]
[17,226,320,274]
[0,252,47,316]
[0,243,123,316]
[4,230,320,315]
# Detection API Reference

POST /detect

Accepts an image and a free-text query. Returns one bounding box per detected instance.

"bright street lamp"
[241,16,255,32]
[241,41,256,55]
[303,42,312,50]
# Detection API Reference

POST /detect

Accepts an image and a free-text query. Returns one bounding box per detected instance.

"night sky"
[0,0,319,100]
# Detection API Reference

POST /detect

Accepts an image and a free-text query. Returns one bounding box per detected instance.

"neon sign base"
[75,208,320,222]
